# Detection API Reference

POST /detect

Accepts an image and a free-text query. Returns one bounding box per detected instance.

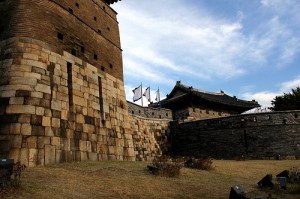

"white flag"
[132,85,142,102]
[143,87,151,102]
[155,88,160,102]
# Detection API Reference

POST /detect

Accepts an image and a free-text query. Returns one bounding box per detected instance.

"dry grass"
[0,160,300,199]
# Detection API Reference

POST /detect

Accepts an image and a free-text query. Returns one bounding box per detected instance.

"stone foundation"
[129,115,171,161]
[0,37,135,167]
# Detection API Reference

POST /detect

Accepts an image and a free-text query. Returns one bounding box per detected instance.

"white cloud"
[112,0,300,108]
[280,76,300,92]
[114,0,300,85]
[242,76,300,108]
[114,1,253,82]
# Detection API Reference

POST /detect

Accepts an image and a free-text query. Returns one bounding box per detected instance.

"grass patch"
[0,160,299,199]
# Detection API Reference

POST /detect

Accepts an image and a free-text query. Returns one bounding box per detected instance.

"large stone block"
[11,135,22,148]
[10,123,21,135]
[35,83,51,94]
[9,97,24,105]
[51,100,62,111]
[29,149,38,167]
[52,118,60,128]
[6,105,36,114]
[51,137,60,149]
[25,136,37,148]
[56,150,62,163]
[88,152,98,161]
[61,138,70,151]
[79,140,87,151]
[37,137,51,149]
[45,145,56,165]
[8,148,20,161]
[42,116,51,127]
[38,149,45,166]
[20,148,29,167]
[21,123,32,135]
[73,95,87,107]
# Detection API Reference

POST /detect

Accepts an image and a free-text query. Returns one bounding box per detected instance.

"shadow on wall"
[171,110,300,159]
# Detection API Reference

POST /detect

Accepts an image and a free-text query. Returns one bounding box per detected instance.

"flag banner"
[133,85,142,102]
[155,88,160,102]
[143,87,151,102]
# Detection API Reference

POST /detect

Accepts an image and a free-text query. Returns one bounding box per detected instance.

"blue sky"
[111,0,300,109]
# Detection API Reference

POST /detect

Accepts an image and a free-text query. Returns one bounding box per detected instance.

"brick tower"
[0,0,135,167]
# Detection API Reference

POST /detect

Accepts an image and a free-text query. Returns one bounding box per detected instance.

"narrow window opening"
[295,114,298,119]
[283,119,287,124]
[75,3,79,8]
[94,54,98,60]
[159,115,162,119]
[80,46,85,53]
[103,6,106,10]
[109,63,113,69]
[131,111,134,114]
[94,16,97,21]
[71,49,76,56]
[68,8,73,14]
[67,62,73,111]
[152,112,154,115]
[101,66,105,71]
[57,32,64,40]
[98,77,104,114]
[98,29,102,34]
[166,113,168,117]
[107,27,110,31]
[138,110,141,114]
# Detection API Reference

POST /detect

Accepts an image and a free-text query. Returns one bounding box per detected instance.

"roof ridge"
[177,82,225,96]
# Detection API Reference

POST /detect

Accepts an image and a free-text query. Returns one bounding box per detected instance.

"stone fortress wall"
[1,0,300,166]
[171,110,300,159]
[173,107,231,121]
[127,101,173,120]
[127,102,172,161]
[0,0,135,167]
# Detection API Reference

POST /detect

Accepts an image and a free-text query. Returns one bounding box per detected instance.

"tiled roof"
[173,82,259,108]
[154,81,260,112]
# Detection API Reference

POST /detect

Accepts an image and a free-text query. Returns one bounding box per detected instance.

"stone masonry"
[171,111,300,159]
[0,37,135,167]
[1,0,300,166]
